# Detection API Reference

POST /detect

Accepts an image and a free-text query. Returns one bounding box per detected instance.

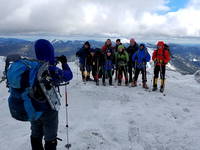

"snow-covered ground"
[0,58,200,150]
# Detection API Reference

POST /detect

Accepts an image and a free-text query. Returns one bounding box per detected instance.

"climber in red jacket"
[152,41,171,93]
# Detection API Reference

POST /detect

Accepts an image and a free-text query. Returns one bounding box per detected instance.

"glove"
[159,59,163,64]
[57,55,67,64]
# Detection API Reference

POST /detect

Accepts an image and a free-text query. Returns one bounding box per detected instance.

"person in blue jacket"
[31,39,73,150]
[76,41,92,82]
[131,43,150,89]
[102,49,115,86]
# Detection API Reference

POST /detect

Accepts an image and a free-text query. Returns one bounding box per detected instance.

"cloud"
[0,0,200,40]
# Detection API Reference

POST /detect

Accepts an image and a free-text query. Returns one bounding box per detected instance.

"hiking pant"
[133,67,147,83]
[102,70,112,84]
[128,62,132,82]
[117,66,128,84]
[92,66,98,81]
[91,65,102,81]
[154,65,166,80]
[31,110,58,142]
[80,64,91,80]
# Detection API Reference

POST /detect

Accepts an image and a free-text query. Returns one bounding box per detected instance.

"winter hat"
[157,41,165,48]
[139,43,146,50]
[139,43,145,48]
[84,41,90,47]
[35,39,55,65]
[118,45,125,50]
[116,39,121,42]
[130,38,136,43]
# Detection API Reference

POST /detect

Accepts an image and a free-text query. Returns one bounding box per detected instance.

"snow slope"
[0,59,200,150]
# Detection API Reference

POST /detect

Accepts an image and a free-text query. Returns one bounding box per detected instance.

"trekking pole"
[149,61,155,92]
[64,83,71,149]
[142,62,147,88]
[0,75,6,84]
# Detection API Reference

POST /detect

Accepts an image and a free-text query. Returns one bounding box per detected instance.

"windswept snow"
[0,61,200,150]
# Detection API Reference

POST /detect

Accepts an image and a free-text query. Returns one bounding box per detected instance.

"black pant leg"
[118,67,123,83]
[123,66,128,82]
[102,70,106,83]
[141,68,147,83]
[134,68,140,82]
[128,63,133,82]
[92,66,96,80]
[154,65,160,79]
[160,65,166,80]
[108,70,112,84]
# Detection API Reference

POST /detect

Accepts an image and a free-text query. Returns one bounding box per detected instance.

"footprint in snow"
[128,120,142,150]
[79,129,112,150]
[183,108,190,113]
[120,95,130,104]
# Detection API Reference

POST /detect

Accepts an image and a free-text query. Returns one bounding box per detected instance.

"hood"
[157,41,165,49]
[35,39,55,65]
[139,43,146,50]
[84,41,91,48]
[118,45,125,50]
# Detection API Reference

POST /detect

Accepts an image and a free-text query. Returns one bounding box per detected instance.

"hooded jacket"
[115,48,129,67]
[103,53,115,71]
[76,42,91,65]
[34,39,73,111]
[152,41,171,65]
[132,44,150,69]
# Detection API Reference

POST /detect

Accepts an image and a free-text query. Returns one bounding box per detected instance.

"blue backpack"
[6,56,45,121]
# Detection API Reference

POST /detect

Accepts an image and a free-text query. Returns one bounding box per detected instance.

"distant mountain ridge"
[0,38,199,74]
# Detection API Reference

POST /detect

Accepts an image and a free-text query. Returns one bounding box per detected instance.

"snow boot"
[96,80,99,86]
[31,136,44,150]
[143,82,149,89]
[152,78,158,91]
[103,82,106,86]
[129,78,132,84]
[160,86,164,93]
[86,76,93,81]
[82,71,86,82]
[109,80,113,86]
[152,86,157,91]
[131,81,137,87]
[44,139,57,150]
[125,80,129,86]
[160,79,165,93]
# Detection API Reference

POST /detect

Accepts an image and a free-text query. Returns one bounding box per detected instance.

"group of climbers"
[76,39,171,92]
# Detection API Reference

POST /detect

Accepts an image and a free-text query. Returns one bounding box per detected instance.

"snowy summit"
[0,58,200,150]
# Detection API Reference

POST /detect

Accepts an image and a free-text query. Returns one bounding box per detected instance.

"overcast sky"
[0,0,200,42]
